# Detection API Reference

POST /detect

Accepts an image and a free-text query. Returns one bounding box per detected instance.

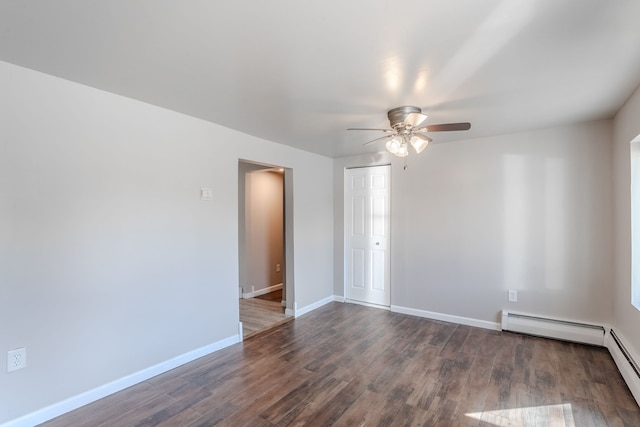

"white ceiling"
[1,0,640,158]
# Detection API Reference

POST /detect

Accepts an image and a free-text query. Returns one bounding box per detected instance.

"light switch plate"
[200,187,213,200]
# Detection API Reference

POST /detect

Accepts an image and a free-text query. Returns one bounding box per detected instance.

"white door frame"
[238,160,295,316]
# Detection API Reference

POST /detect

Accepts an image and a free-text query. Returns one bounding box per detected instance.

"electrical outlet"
[508,290,518,303]
[7,348,26,372]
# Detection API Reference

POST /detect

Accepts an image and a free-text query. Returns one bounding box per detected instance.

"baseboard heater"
[501,310,605,346]
[610,329,640,379]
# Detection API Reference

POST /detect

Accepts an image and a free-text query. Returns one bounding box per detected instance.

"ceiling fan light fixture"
[386,135,410,157]
[410,134,432,153]
[385,136,403,155]
[396,143,409,157]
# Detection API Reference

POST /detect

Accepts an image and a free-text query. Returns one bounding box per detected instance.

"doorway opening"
[238,160,294,339]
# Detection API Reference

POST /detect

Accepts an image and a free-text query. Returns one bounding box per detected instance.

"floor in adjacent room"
[41,302,640,426]
[240,289,290,339]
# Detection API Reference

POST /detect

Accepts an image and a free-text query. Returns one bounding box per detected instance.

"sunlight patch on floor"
[466,403,574,426]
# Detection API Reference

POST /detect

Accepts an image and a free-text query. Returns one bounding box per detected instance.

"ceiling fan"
[347,106,471,157]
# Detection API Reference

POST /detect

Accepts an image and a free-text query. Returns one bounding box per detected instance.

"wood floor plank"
[435,354,474,402]
[41,381,159,427]
[391,403,435,427]
[100,392,187,427]
[283,377,350,426]
[40,303,640,426]
[333,389,404,426]
[186,401,239,426]
[259,375,345,425]
[439,325,472,358]
[294,374,368,426]
[154,407,203,427]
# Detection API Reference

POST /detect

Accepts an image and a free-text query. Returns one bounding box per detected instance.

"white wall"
[613,83,640,359]
[0,60,333,424]
[335,121,613,326]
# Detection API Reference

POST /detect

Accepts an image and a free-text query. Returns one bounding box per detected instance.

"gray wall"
[335,120,613,326]
[0,60,333,424]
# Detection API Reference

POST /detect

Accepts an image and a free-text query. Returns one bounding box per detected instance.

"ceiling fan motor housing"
[387,106,422,129]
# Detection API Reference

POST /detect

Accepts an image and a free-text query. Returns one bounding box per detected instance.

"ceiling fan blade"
[362,134,395,146]
[403,112,428,128]
[420,122,471,132]
[412,133,432,143]
[347,128,394,132]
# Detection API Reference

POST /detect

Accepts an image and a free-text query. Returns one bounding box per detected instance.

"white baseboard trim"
[3,334,241,427]
[390,305,501,331]
[605,329,640,407]
[333,295,345,303]
[242,283,282,299]
[295,295,335,317]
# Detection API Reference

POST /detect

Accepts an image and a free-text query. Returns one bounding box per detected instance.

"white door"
[345,165,391,306]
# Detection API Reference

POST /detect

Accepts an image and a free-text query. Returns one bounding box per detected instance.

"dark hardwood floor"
[254,289,283,302]
[41,302,640,426]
